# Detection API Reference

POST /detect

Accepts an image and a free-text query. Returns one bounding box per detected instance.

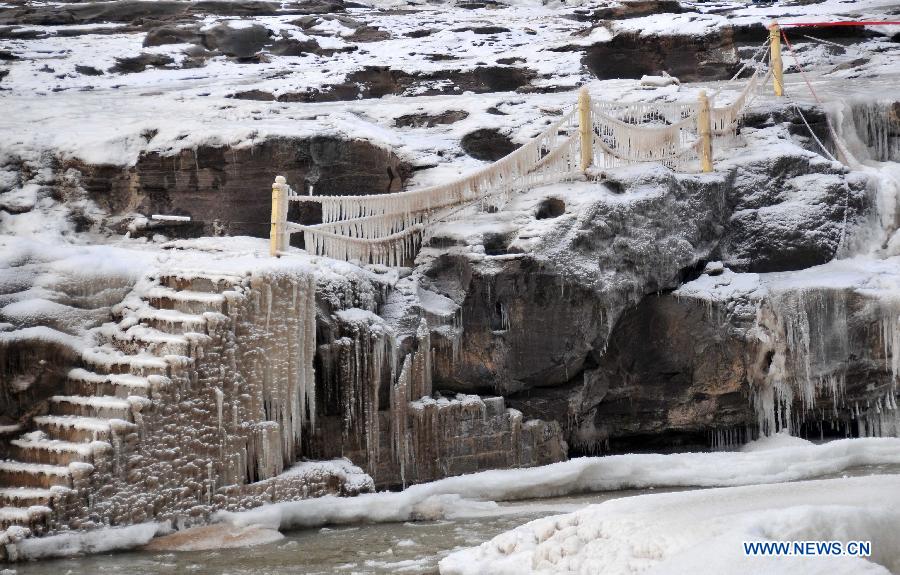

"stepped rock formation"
[0,245,565,557]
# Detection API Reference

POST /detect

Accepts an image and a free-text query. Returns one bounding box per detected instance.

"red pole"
[779,21,900,27]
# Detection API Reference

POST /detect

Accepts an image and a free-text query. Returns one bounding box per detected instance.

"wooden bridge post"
[698,90,713,173]
[578,87,593,172]
[270,175,289,256]
[769,21,784,96]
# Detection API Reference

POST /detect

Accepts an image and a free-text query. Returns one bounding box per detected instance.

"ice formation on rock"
[754,288,853,435]
[0,256,394,553]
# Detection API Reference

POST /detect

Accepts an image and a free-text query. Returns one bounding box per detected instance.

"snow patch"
[5,523,159,561]
[741,430,814,452]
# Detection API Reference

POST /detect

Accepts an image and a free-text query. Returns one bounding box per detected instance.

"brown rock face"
[264,65,536,103]
[142,25,203,48]
[394,110,469,128]
[427,255,608,395]
[73,136,411,238]
[563,295,757,453]
[591,0,684,20]
[583,29,740,82]
[423,165,736,398]
[110,53,175,74]
[202,23,271,58]
[507,279,900,455]
[1,338,78,425]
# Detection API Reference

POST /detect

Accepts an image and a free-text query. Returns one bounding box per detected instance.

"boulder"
[143,25,203,47]
[202,23,270,58]
[461,129,516,161]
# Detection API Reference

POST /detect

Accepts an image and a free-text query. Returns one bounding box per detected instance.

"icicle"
[391,355,413,487]
[264,283,272,332]
[214,387,224,432]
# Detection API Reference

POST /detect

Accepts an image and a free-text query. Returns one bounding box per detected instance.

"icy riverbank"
[6,435,900,562]
[217,435,900,531]
[440,474,900,575]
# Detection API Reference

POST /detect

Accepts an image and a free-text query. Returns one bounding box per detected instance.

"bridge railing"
[271,24,787,264]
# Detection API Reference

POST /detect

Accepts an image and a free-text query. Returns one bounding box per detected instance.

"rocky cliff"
[395,101,895,454]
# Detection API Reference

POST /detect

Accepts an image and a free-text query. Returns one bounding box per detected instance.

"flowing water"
[8,464,900,575]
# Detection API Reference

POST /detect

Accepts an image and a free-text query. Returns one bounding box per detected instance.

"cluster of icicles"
[242,275,318,482]
[751,289,900,439]
[317,313,433,484]
[284,69,765,267]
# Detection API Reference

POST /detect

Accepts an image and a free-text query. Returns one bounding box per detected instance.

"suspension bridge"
[267,21,882,267]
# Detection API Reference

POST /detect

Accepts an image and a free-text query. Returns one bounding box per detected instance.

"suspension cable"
[787,99,838,162]
[800,34,858,53]
[780,28,824,104]
[711,38,769,100]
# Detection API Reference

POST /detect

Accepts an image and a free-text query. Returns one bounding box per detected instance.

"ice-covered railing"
[711,64,769,137]
[279,109,581,265]
[297,108,580,224]
[590,102,700,169]
[271,46,774,265]
[589,61,769,170]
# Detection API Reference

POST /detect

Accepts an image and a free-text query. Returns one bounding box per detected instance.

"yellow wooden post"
[578,87,592,172]
[270,175,287,256]
[697,90,713,173]
[769,21,784,97]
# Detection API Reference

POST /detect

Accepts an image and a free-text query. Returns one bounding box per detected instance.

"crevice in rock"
[535,197,565,219]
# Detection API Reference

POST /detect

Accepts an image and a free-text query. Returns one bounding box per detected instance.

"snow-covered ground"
[1,0,898,183]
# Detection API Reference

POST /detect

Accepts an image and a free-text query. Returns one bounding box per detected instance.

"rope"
[711,64,764,136]
[778,27,857,252]
[788,99,839,162]
[778,27,856,166]
[780,28,824,104]
[800,34,861,53]
[712,38,770,99]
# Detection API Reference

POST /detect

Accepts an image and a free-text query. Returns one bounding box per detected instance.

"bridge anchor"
[578,87,593,172]
[769,21,784,97]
